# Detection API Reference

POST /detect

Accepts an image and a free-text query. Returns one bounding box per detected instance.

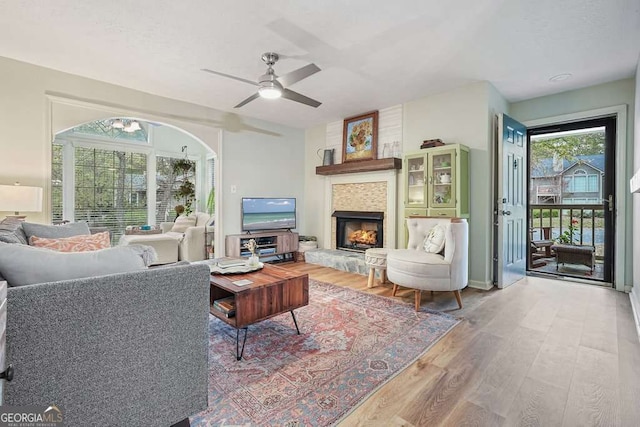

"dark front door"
[527,116,616,284]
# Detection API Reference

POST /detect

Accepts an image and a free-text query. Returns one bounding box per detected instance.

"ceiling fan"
[202,52,322,108]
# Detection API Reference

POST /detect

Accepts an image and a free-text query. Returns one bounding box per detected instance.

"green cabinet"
[403,144,469,218]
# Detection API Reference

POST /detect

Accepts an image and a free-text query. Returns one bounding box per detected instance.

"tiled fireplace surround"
[322,170,398,251]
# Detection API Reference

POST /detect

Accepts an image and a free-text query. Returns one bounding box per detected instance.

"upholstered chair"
[387,218,468,310]
[161,212,211,262]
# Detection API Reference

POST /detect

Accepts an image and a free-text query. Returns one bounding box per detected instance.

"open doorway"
[527,117,616,285]
[52,118,217,256]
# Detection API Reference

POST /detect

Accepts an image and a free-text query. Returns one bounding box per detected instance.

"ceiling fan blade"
[201,68,258,86]
[234,92,260,108]
[281,89,321,108]
[277,63,321,87]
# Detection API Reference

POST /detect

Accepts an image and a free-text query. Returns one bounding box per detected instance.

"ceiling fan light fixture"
[258,86,282,99]
[203,51,321,108]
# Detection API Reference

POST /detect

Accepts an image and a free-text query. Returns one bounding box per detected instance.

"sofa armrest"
[160,222,174,233]
[5,264,210,426]
[179,225,206,262]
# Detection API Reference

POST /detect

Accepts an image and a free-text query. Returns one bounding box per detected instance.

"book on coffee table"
[213,297,236,318]
[217,259,247,268]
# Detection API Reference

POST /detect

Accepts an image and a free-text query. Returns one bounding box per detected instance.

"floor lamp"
[0,183,43,220]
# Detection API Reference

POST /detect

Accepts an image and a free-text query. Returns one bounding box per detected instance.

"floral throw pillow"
[422,224,446,253]
[29,231,111,252]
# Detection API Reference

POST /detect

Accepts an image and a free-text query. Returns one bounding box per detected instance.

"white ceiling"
[0,0,638,129]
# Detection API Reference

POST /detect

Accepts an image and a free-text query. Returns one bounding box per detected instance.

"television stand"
[226,231,299,262]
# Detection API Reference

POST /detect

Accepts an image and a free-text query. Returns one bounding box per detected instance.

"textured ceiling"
[0,0,638,129]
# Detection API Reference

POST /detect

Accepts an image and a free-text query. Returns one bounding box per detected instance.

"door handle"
[501,210,512,216]
[604,194,613,212]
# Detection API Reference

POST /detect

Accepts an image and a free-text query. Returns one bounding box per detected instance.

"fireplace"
[332,211,384,252]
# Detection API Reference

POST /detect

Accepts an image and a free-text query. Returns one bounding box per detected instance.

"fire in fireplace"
[332,211,384,252]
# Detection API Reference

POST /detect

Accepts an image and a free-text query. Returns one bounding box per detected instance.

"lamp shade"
[0,184,43,213]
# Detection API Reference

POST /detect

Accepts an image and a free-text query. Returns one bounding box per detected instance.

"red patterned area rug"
[191,279,460,426]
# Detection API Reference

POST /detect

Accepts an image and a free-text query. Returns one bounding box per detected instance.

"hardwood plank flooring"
[278,262,640,426]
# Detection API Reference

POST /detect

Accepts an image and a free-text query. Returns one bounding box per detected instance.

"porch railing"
[529,204,605,258]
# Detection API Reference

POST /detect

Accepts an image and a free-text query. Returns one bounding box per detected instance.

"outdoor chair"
[551,244,595,273]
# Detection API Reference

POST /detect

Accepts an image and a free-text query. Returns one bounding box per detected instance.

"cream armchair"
[387,217,468,310]
[161,212,211,262]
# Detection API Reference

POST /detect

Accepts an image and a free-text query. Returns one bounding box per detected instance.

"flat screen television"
[241,197,296,232]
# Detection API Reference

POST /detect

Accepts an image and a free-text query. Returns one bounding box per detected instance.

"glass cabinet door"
[429,150,456,208]
[406,155,426,206]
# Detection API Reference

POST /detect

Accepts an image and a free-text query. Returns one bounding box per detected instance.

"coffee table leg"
[290,311,301,335]
[236,327,248,361]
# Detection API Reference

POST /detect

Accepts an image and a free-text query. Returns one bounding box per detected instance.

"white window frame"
[53,134,204,229]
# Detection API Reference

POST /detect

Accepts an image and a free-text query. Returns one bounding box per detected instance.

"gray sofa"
[4,263,211,426]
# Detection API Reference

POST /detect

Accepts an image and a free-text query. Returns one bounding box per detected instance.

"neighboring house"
[530,154,604,205]
[125,173,147,206]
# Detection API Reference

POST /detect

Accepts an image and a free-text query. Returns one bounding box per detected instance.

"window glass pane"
[74,147,147,243]
[51,144,64,223]
[156,156,197,223]
[58,120,148,142]
[573,176,587,192]
[587,175,598,192]
[207,158,215,215]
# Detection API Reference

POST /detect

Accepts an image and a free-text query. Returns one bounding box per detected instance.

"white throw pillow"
[423,224,446,253]
[171,214,197,233]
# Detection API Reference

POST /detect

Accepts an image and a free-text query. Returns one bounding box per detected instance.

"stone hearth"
[304,249,369,276]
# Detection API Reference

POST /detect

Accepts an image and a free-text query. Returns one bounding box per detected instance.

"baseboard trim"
[629,287,640,342]
[468,280,494,291]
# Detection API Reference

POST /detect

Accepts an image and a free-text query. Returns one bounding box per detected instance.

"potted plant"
[556,218,579,245]
[172,159,196,214]
[206,187,215,215]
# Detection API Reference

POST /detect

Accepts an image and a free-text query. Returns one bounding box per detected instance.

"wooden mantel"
[315,158,402,176]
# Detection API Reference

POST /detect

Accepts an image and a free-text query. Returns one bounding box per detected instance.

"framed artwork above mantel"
[342,111,378,163]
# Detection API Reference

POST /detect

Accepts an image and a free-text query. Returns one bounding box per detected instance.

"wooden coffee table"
[209,260,309,360]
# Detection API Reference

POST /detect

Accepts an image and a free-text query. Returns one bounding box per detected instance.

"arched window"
[567,168,598,193]
[52,119,215,243]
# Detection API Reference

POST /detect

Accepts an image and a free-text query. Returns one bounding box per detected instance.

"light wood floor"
[280,262,640,427]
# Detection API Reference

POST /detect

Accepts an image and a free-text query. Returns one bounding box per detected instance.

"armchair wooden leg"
[453,290,462,309]
[414,290,421,311]
[392,283,399,296]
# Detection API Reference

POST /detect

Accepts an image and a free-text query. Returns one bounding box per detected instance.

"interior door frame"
[521,105,628,292]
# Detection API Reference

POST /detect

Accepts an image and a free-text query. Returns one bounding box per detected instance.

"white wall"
[0,56,306,254]
[304,124,329,246]
[220,118,306,239]
[403,82,499,288]
[631,58,640,332]
[153,124,210,157]
[510,78,636,289]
